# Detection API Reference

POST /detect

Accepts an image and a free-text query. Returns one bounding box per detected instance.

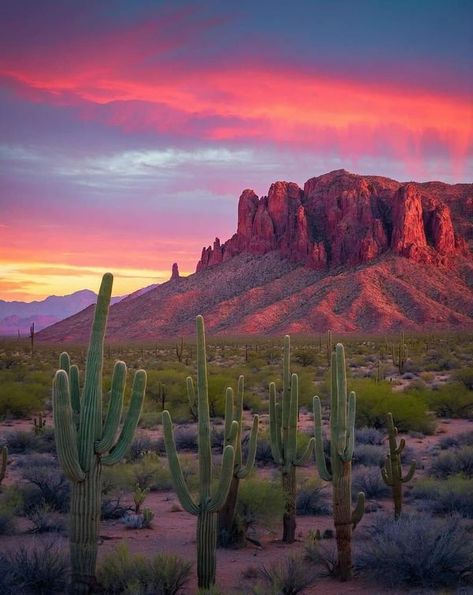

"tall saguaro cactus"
[313,343,365,581]
[269,335,315,543]
[381,412,416,519]
[218,376,259,546]
[162,315,235,590]
[53,273,146,594]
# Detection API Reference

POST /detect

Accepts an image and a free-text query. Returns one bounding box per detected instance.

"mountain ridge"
[36,170,473,342]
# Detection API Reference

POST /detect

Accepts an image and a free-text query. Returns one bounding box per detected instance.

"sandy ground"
[1,416,472,594]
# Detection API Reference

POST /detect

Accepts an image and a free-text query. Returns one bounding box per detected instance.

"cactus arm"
[237,414,259,479]
[95,361,127,454]
[59,351,71,375]
[281,335,291,448]
[286,373,298,465]
[187,376,197,419]
[162,410,199,515]
[207,444,235,512]
[402,460,416,483]
[69,364,81,417]
[340,391,356,462]
[101,369,146,465]
[224,387,234,443]
[78,272,112,471]
[53,370,85,482]
[294,437,315,466]
[335,344,348,456]
[395,438,406,455]
[234,375,244,467]
[269,382,283,464]
[351,492,365,529]
[313,396,332,481]
[196,315,212,500]
[381,456,394,485]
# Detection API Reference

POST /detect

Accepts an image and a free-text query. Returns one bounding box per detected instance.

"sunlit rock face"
[196,169,464,272]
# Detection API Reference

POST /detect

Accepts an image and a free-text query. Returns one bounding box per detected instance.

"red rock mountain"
[38,170,473,341]
[197,170,466,271]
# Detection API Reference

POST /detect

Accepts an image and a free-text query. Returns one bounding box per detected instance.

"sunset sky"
[1,0,472,300]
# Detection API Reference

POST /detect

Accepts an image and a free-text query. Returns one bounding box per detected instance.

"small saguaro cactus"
[218,376,259,547]
[29,322,35,355]
[33,412,46,434]
[53,273,146,594]
[269,335,315,543]
[0,446,7,485]
[381,412,416,520]
[327,329,333,365]
[313,344,365,581]
[392,332,408,374]
[163,315,236,590]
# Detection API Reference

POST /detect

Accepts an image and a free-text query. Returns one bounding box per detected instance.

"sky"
[1,0,472,301]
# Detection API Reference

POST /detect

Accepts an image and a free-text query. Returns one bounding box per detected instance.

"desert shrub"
[0,506,16,534]
[355,426,384,445]
[412,476,473,517]
[25,503,66,533]
[253,556,318,594]
[14,453,56,468]
[356,513,473,588]
[6,430,41,453]
[0,378,47,417]
[102,494,131,520]
[22,466,69,512]
[296,480,330,516]
[353,444,385,467]
[352,466,390,499]
[439,431,473,450]
[454,367,473,389]
[238,478,285,524]
[127,434,156,461]
[250,434,274,466]
[0,539,68,594]
[131,454,173,491]
[97,543,191,594]
[122,508,154,529]
[352,380,436,434]
[174,427,198,451]
[430,446,473,478]
[420,383,473,418]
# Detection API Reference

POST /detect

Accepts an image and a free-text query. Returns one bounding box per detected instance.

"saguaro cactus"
[381,412,416,519]
[313,344,365,581]
[269,335,315,543]
[0,446,7,485]
[53,273,146,594]
[218,376,259,546]
[162,315,235,590]
[33,412,46,434]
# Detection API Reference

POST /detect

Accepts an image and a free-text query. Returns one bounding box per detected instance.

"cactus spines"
[0,446,7,485]
[218,376,259,546]
[163,315,235,590]
[313,343,365,581]
[269,335,315,543]
[53,273,146,594]
[381,412,416,520]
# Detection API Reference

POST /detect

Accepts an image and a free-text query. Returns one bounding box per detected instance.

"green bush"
[350,380,436,434]
[412,476,473,517]
[238,477,285,525]
[419,383,473,419]
[97,543,191,594]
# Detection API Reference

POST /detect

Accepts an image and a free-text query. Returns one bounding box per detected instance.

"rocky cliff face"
[196,170,465,272]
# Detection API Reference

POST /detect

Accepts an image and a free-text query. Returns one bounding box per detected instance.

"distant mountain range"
[0,284,158,336]
[36,169,473,342]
